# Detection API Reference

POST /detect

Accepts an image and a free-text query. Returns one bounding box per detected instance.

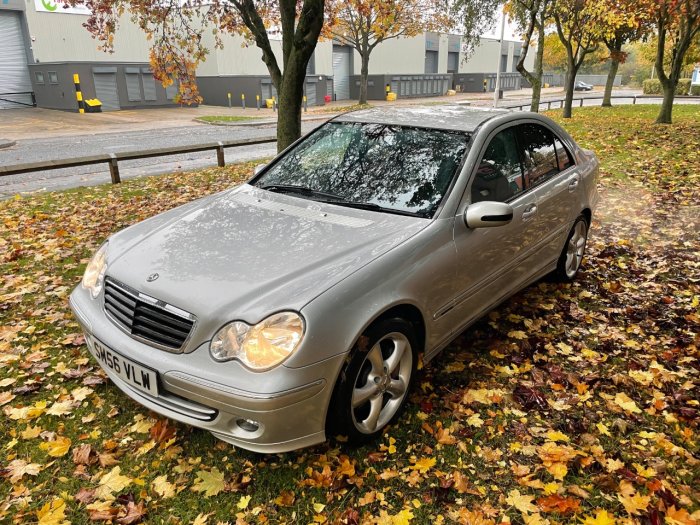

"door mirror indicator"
[254,164,266,175]
[464,201,514,229]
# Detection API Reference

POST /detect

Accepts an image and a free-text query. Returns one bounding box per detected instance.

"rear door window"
[554,136,574,171]
[517,124,559,188]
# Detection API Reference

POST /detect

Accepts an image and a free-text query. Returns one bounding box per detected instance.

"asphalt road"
[2,92,698,198]
[0,121,324,198]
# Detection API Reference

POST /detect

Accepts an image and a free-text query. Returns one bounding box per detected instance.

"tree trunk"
[602,56,620,107]
[359,51,370,105]
[656,80,675,124]
[276,56,306,152]
[563,61,577,118]
[530,23,545,112]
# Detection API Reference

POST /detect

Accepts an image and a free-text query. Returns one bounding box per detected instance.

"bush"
[691,85,700,96]
[677,78,691,95]
[643,79,661,94]
[642,78,692,95]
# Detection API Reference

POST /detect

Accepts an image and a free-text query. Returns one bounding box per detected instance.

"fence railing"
[0,136,277,183]
[0,91,36,108]
[505,94,645,111]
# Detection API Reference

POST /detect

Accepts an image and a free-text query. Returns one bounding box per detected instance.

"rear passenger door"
[517,123,580,265]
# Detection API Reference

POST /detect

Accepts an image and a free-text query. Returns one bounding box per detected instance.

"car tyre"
[327,318,418,443]
[553,215,589,282]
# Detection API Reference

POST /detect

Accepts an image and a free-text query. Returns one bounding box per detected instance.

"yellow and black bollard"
[303,95,307,112]
[483,78,488,93]
[73,73,85,114]
[241,93,246,110]
[256,94,260,110]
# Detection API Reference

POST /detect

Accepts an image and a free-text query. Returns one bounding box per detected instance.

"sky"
[480,10,520,41]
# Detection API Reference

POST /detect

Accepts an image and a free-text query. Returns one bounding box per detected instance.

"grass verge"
[0,106,698,525]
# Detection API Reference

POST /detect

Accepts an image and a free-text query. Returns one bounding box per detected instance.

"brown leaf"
[149,418,176,443]
[72,443,97,465]
[117,501,146,525]
[537,494,581,515]
[75,488,97,505]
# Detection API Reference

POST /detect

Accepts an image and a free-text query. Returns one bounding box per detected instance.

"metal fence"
[506,94,644,111]
[0,136,276,183]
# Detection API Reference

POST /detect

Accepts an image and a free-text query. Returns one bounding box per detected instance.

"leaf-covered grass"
[1,106,699,525]
[196,116,264,123]
[312,103,373,114]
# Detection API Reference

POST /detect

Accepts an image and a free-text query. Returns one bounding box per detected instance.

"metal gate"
[93,71,120,111]
[0,11,34,109]
[332,46,351,100]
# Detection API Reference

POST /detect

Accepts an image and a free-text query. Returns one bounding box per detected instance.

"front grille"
[103,277,195,351]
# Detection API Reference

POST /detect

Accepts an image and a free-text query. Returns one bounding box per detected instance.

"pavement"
[2,86,697,199]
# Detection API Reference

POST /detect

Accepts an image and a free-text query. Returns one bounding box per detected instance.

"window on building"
[425,51,438,74]
[48,72,58,84]
[35,72,45,84]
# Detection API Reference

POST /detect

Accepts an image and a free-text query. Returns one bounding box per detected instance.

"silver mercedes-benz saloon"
[70,105,599,453]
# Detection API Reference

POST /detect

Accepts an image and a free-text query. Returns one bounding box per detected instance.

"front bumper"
[70,286,345,453]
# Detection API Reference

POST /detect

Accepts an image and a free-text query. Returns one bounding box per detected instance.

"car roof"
[333,104,510,133]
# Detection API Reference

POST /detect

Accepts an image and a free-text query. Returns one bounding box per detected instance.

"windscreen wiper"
[328,200,423,218]
[258,184,345,202]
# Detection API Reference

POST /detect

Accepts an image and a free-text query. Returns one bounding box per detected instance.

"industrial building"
[1,0,533,111]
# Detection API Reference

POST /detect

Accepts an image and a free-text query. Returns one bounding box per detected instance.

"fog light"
[236,418,260,432]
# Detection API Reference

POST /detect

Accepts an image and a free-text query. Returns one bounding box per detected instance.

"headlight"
[82,242,108,299]
[210,312,305,371]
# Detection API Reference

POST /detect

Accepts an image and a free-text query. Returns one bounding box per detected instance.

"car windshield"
[252,121,470,218]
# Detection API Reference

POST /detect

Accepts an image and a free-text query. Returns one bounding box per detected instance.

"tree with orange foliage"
[599,0,651,107]
[324,0,499,105]
[77,0,324,151]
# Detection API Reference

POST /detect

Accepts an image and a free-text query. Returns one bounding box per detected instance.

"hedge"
[691,85,700,96]
[643,78,692,95]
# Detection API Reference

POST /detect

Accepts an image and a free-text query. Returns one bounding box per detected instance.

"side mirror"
[464,201,514,229]
[254,164,266,175]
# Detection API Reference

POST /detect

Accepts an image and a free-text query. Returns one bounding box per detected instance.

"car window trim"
[249,120,472,220]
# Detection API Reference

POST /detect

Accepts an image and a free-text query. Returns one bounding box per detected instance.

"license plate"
[87,336,159,397]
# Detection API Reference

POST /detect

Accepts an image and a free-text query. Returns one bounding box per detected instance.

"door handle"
[522,204,537,221]
[568,175,580,192]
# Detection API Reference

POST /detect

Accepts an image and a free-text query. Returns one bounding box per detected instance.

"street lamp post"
[493,7,506,108]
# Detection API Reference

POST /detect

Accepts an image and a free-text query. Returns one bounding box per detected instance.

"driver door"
[445,126,542,333]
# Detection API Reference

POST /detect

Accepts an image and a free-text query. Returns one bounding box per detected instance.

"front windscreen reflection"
[254,122,470,218]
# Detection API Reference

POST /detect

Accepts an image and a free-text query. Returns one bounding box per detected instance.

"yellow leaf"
[313,503,326,513]
[467,413,484,427]
[237,495,251,510]
[614,392,641,414]
[46,400,75,416]
[21,425,42,439]
[617,481,650,516]
[39,436,71,457]
[5,459,41,483]
[596,422,612,437]
[95,466,132,499]
[547,462,568,481]
[508,330,528,340]
[191,467,226,498]
[152,475,175,498]
[546,431,570,442]
[506,489,538,515]
[410,457,436,473]
[191,512,212,525]
[37,497,69,525]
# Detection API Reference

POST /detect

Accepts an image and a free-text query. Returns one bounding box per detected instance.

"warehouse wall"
[25,10,152,63]
[351,35,426,75]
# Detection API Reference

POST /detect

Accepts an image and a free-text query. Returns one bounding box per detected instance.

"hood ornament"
[146,273,159,282]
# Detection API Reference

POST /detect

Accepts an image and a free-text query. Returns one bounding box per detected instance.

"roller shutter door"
[425,51,438,74]
[141,69,157,101]
[332,46,351,100]
[305,82,316,106]
[93,71,120,110]
[0,11,33,109]
[125,70,141,102]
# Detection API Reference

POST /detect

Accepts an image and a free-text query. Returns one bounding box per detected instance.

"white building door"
[93,71,120,111]
[332,46,352,100]
[0,11,33,109]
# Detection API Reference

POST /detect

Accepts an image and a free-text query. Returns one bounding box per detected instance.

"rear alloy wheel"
[554,215,588,282]
[327,318,417,442]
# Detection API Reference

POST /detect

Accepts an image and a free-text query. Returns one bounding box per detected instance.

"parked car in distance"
[574,80,594,91]
[70,106,599,453]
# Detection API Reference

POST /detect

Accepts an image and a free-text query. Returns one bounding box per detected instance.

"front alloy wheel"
[327,318,418,442]
[351,332,412,434]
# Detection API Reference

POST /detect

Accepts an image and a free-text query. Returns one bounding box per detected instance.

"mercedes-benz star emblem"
[146,273,159,282]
